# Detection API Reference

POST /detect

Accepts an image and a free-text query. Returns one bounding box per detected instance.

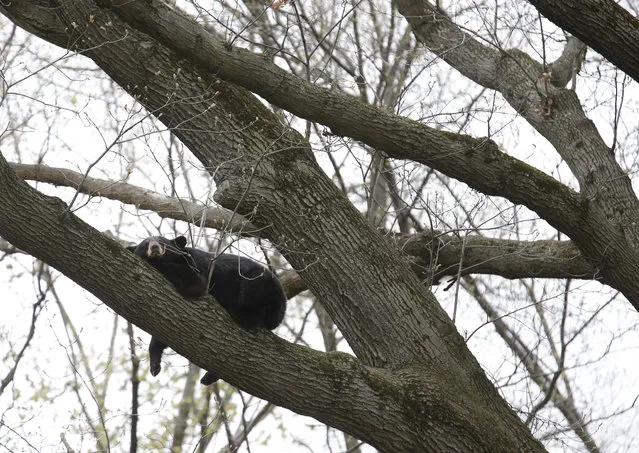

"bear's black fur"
[127,235,287,384]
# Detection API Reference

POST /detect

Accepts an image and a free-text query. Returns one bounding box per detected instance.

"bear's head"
[127,235,202,276]
[127,236,188,262]
[127,235,206,297]
[127,235,188,261]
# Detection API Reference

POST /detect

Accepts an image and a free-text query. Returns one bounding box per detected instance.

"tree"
[1,0,638,451]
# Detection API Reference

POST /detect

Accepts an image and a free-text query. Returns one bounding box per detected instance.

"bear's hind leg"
[149,337,167,377]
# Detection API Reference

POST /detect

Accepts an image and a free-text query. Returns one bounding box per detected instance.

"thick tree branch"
[526,0,639,85]
[398,231,599,283]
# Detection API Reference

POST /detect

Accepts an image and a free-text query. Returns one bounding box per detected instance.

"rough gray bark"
[0,1,547,451]
[525,0,639,84]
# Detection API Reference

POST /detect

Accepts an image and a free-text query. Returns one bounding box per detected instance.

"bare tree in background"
[1,0,639,451]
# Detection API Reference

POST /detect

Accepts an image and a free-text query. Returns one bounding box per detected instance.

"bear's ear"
[174,236,187,249]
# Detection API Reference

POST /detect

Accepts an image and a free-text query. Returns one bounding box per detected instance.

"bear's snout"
[147,240,165,257]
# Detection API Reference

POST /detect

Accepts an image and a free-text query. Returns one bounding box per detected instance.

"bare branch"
[0,292,44,396]
[126,322,140,453]
[9,163,256,235]
[462,277,602,453]
[171,363,200,452]
[548,36,587,88]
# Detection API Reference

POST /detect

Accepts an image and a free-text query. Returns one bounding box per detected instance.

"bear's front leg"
[200,370,219,385]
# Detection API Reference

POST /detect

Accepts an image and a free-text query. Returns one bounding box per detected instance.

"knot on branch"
[472,138,501,164]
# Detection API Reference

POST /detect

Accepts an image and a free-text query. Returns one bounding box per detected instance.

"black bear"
[127,235,287,384]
